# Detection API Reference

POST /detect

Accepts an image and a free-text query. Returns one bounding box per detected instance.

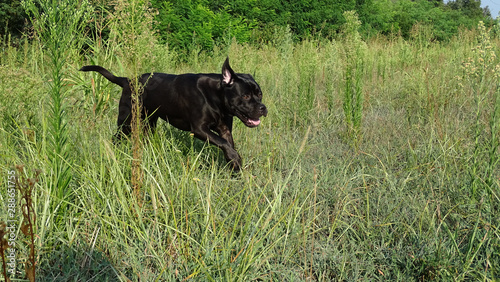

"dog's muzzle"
[238,104,267,128]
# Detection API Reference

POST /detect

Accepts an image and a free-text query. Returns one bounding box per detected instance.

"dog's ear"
[222,57,235,86]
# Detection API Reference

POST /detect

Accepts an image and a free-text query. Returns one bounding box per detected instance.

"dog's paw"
[229,154,242,171]
[225,149,242,171]
[231,159,242,172]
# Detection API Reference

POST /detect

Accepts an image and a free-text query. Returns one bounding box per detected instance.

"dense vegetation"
[0,0,499,281]
[150,0,496,50]
[1,0,497,50]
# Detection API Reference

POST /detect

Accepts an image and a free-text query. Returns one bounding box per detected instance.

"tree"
[0,0,26,36]
[446,0,486,18]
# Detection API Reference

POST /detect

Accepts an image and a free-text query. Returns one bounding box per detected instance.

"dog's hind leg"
[113,114,131,143]
[113,88,133,142]
[143,113,159,135]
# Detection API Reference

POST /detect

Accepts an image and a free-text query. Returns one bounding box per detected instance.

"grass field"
[1,6,500,280]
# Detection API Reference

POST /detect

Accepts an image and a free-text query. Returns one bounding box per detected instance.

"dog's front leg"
[218,117,235,148]
[192,125,242,171]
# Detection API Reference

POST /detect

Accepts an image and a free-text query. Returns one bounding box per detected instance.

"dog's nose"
[260,104,268,116]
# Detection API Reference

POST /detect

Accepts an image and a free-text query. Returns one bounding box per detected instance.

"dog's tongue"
[248,118,261,126]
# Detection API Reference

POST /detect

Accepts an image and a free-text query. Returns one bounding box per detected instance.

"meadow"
[0,3,499,281]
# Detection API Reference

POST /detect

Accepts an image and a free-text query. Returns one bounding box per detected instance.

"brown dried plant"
[0,223,10,282]
[15,165,40,282]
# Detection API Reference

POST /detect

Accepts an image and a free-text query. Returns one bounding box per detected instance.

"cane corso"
[80,58,267,170]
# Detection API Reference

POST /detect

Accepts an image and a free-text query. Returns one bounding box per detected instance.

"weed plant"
[0,5,499,281]
[107,0,158,201]
[22,0,91,229]
[341,11,366,148]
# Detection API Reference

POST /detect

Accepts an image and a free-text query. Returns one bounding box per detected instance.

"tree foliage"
[0,0,25,36]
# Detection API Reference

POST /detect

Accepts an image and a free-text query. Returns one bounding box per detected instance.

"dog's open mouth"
[245,118,261,127]
[237,113,261,127]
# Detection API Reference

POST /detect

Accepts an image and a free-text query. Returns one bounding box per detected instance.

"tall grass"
[0,4,499,280]
[455,23,500,278]
[459,21,500,199]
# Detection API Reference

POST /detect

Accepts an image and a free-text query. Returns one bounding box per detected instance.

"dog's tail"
[79,65,129,88]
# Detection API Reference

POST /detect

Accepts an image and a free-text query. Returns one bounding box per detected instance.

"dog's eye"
[243,94,250,100]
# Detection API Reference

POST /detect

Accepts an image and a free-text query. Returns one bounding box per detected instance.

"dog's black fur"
[80,58,267,170]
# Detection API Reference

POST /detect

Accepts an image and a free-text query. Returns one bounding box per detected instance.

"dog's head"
[221,58,267,128]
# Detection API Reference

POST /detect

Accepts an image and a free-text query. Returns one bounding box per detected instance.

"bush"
[152,0,256,53]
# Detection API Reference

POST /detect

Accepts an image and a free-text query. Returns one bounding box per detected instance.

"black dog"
[80,58,267,170]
